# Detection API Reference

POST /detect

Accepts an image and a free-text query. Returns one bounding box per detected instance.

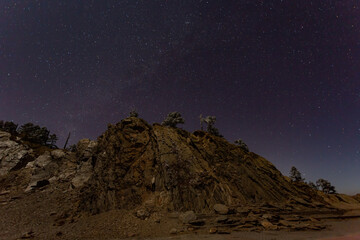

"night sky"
[1,1,359,194]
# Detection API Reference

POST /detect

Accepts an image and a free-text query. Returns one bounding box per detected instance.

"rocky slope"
[79,117,323,215]
[0,117,359,239]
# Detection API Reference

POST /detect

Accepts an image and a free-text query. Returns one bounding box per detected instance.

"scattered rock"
[261,214,273,220]
[136,209,150,220]
[76,139,97,161]
[209,228,217,234]
[179,211,197,224]
[236,207,250,214]
[51,149,66,159]
[20,231,34,239]
[260,219,277,230]
[278,220,292,227]
[0,190,10,196]
[309,217,319,222]
[127,232,137,238]
[0,131,32,176]
[169,228,178,234]
[216,216,228,223]
[214,204,229,215]
[71,161,93,188]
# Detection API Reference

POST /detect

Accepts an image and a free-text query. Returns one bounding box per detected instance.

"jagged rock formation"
[0,131,32,176]
[0,130,96,193]
[78,117,325,214]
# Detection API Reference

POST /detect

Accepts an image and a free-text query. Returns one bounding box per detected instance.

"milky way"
[0,1,359,194]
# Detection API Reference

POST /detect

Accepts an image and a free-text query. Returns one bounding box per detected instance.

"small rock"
[169,228,178,234]
[179,211,197,224]
[51,150,66,159]
[216,216,228,223]
[214,204,229,215]
[127,232,137,238]
[236,207,250,214]
[20,231,34,239]
[0,190,10,196]
[278,220,291,227]
[309,217,319,222]
[209,228,217,234]
[260,220,278,230]
[262,214,273,220]
[136,209,150,220]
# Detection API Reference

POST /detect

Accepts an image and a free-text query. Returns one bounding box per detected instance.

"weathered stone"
[169,228,178,234]
[209,228,217,234]
[214,204,229,215]
[278,220,292,227]
[51,150,66,159]
[260,219,277,230]
[20,230,34,239]
[71,161,93,188]
[32,152,52,168]
[76,139,97,161]
[309,217,319,222]
[136,209,150,220]
[179,211,197,224]
[0,131,32,176]
[215,216,228,223]
[236,207,250,214]
[261,214,273,220]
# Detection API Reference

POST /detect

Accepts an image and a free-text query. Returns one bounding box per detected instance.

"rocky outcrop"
[78,117,320,214]
[0,131,32,176]
[0,130,94,193]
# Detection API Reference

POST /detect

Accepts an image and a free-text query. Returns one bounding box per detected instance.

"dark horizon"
[1,1,359,194]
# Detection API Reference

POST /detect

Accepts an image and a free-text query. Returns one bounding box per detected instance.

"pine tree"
[289,166,305,182]
[162,112,185,128]
[316,179,336,194]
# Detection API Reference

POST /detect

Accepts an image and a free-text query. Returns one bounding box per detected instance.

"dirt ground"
[139,218,360,240]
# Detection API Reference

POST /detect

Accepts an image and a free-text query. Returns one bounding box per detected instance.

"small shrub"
[1,121,18,134]
[201,116,222,137]
[162,112,185,128]
[234,139,249,152]
[289,166,305,182]
[129,110,139,118]
[308,181,318,190]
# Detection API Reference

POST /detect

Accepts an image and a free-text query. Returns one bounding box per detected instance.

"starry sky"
[1,1,359,194]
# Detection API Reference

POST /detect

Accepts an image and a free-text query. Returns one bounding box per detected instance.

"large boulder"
[213,204,229,215]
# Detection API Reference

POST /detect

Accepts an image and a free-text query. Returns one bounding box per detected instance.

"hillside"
[0,117,359,239]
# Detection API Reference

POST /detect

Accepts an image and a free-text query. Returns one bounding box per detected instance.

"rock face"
[0,130,94,194]
[0,131,32,176]
[79,117,313,214]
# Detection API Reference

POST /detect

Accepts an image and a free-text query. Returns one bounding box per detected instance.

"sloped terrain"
[79,117,323,215]
[0,117,359,239]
